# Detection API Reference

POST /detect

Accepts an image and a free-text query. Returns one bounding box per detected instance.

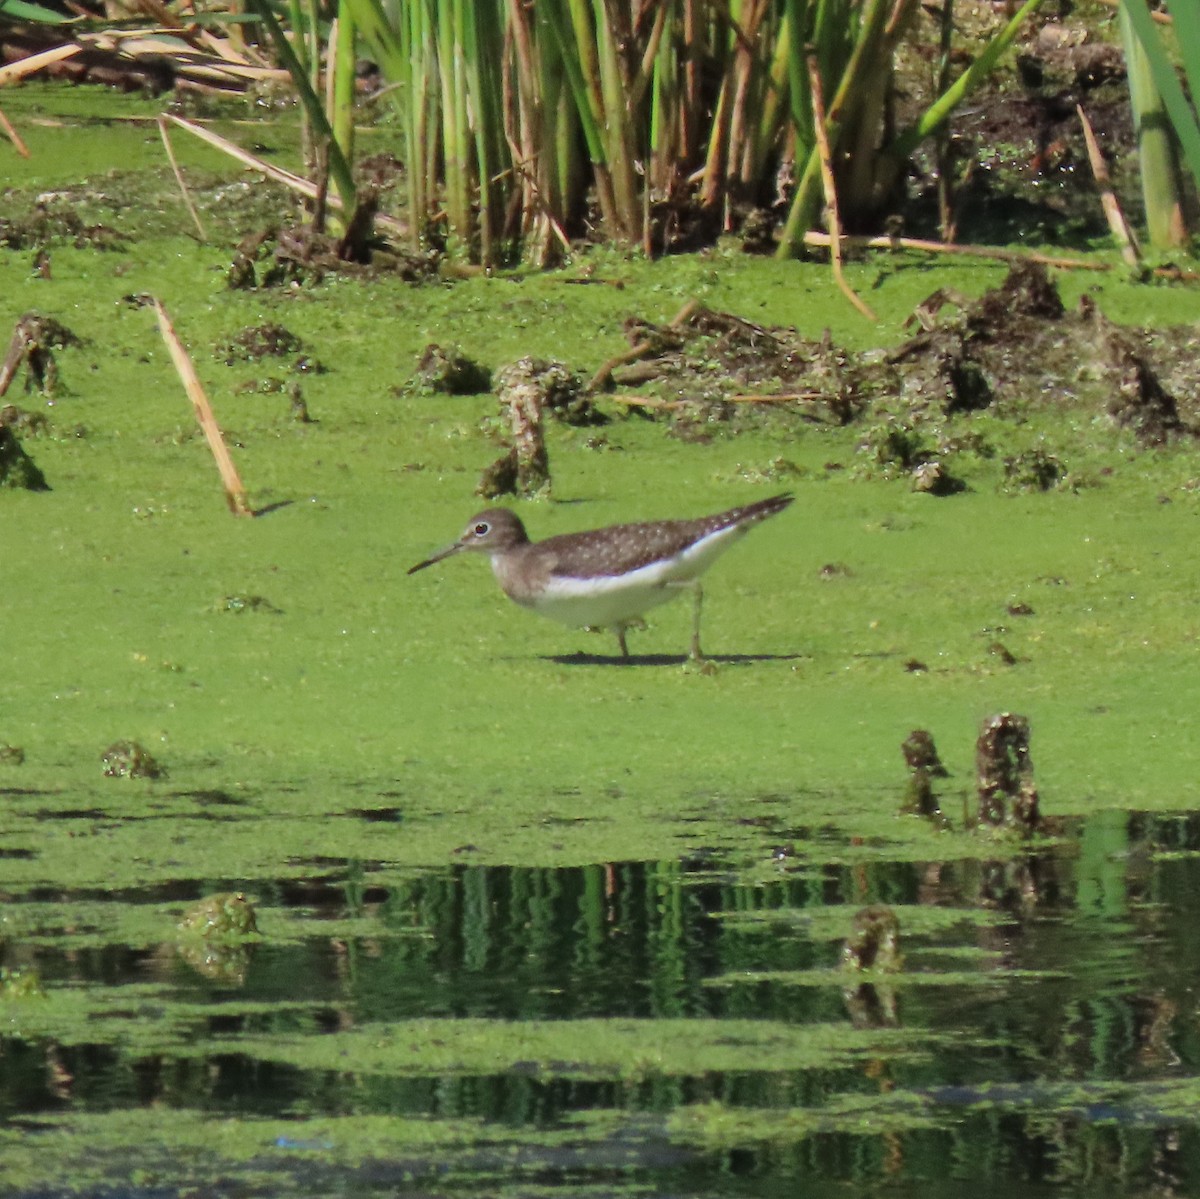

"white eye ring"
[473,522,490,536]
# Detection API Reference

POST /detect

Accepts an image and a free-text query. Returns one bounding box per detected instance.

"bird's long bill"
[407,540,465,575]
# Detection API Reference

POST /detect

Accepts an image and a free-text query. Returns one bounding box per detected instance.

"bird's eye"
[473,522,490,537]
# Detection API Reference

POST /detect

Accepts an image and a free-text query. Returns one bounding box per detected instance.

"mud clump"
[0,202,126,252]
[1081,295,1183,445]
[101,740,164,780]
[1003,449,1065,492]
[215,323,305,364]
[532,262,1197,486]
[594,304,866,429]
[227,224,439,290]
[415,344,492,395]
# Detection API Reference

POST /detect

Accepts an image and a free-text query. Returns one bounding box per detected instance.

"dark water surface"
[4,808,1200,1197]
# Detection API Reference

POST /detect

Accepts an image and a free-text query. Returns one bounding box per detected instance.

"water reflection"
[4,810,1200,1195]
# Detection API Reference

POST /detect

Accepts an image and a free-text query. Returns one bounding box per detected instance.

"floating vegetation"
[215,594,283,615]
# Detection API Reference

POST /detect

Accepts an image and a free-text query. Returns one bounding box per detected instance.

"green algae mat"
[5,84,1200,1197]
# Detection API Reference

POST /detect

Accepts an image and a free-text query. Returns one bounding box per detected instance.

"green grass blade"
[1124,0,1200,189]
[0,0,71,20]
[1167,0,1200,96]
[888,0,1043,160]
[244,0,358,210]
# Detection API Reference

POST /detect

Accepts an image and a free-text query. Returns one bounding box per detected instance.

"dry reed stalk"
[807,52,877,322]
[157,116,207,241]
[153,299,252,517]
[727,392,821,403]
[0,44,82,86]
[611,395,684,410]
[0,106,29,158]
[162,115,408,239]
[801,230,1111,272]
[1077,103,1141,267]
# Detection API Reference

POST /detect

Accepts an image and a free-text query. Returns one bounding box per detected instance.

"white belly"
[493,522,747,629]
[526,569,688,627]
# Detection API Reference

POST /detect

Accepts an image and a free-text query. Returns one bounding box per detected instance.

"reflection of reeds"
[153,300,252,518]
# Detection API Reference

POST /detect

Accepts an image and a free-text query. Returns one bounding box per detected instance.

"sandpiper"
[408,493,794,661]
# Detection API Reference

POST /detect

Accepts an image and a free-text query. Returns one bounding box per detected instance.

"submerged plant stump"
[0,313,80,400]
[484,358,562,498]
[976,712,1041,834]
[900,728,949,825]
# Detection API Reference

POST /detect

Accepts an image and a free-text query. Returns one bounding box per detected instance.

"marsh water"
[5,800,1200,1196]
[7,81,1200,1196]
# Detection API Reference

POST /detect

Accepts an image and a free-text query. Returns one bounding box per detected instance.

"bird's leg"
[616,625,630,659]
[688,582,706,663]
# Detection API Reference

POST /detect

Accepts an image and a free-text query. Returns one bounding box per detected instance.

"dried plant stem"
[153,299,251,517]
[161,115,407,240]
[801,231,1111,272]
[1077,104,1140,267]
[613,392,817,409]
[157,116,207,242]
[0,44,82,86]
[807,52,877,322]
[0,105,29,158]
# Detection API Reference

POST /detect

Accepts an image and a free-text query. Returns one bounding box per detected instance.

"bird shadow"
[543,651,808,668]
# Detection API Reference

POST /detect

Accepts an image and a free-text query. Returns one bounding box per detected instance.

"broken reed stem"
[1077,103,1140,268]
[161,114,407,239]
[153,299,252,517]
[0,44,82,86]
[807,50,877,323]
[157,116,207,242]
[801,230,1113,272]
[614,392,818,409]
[0,321,27,397]
[0,105,30,158]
